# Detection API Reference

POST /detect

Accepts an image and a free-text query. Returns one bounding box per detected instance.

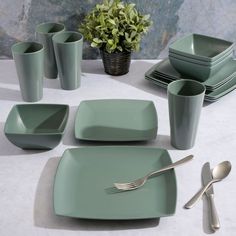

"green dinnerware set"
[145,33,236,102]
[4,99,179,220]
[4,30,233,224]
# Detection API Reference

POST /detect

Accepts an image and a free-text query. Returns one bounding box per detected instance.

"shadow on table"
[62,106,78,146]
[81,60,105,75]
[0,122,48,156]
[0,87,22,101]
[34,157,160,230]
[43,77,61,89]
[108,61,168,100]
[62,106,174,150]
[75,135,173,150]
[82,60,168,99]
[81,60,218,106]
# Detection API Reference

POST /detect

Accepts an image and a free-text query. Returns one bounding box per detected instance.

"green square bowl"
[53,146,177,220]
[169,54,232,82]
[4,104,69,149]
[169,34,234,62]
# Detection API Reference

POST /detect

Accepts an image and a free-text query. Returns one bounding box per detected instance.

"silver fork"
[114,155,194,191]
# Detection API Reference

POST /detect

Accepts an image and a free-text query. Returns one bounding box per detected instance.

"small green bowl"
[169,48,232,66]
[4,104,69,150]
[169,54,232,82]
[169,34,234,62]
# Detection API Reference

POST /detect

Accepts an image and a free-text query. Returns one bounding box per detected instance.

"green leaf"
[91,42,98,47]
[112,28,118,35]
[117,3,124,9]
[99,14,105,26]
[127,3,135,12]
[125,32,131,42]
[108,39,114,45]
[130,25,137,31]
[93,38,103,43]
[117,46,123,51]
[108,19,116,25]
[130,31,136,39]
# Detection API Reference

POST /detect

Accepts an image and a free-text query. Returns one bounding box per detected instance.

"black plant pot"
[100,50,131,76]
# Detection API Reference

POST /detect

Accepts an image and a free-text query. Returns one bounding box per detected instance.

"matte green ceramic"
[145,59,236,91]
[11,42,44,102]
[4,104,69,150]
[36,22,65,79]
[169,34,234,62]
[145,74,236,102]
[54,146,177,220]
[52,31,83,90]
[169,49,232,66]
[75,99,158,141]
[204,75,236,100]
[169,54,232,82]
[168,80,205,149]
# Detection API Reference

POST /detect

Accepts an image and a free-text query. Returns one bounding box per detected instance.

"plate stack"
[145,34,236,102]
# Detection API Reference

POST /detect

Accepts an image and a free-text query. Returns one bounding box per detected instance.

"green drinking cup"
[36,22,65,79]
[11,42,44,102]
[168,79,206,150]
[52,31,83,90]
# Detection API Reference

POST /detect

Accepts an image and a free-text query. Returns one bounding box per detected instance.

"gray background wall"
[0,0,236,59]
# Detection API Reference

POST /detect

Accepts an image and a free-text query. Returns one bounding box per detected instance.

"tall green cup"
[168,79,206,150]
[36,22,65,79]
[11,42,44,102]
[52,31,83,90]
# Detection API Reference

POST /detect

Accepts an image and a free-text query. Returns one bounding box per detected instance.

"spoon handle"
[184,181,213,209]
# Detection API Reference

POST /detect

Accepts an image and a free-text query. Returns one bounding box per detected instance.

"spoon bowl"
[212,161,231,180]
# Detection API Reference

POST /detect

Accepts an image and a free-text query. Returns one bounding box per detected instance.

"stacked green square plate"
[145,58,236,102]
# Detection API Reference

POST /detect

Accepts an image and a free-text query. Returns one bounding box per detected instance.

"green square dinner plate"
[145,75,236,102]
[145,58,236,91]
[53,146,177,220]
[74,99,158,141]
[4,104,69,149]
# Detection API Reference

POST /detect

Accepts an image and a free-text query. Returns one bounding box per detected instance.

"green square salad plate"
[74,99,158,141]
[53,146,177,220]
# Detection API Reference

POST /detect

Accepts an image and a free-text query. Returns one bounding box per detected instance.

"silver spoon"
[184,161,231,209]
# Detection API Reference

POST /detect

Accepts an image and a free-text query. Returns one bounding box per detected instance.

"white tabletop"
[0,60,235,236]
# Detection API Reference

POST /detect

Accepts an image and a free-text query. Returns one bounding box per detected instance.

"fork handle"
[147,155,194,178]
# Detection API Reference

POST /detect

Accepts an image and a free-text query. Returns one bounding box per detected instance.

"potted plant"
[80,0,152,75]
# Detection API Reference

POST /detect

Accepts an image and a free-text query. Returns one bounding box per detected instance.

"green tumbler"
[52,31,83,90]
[11,42,44,102]
[36,22,65,79]
[168,79,206,150]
